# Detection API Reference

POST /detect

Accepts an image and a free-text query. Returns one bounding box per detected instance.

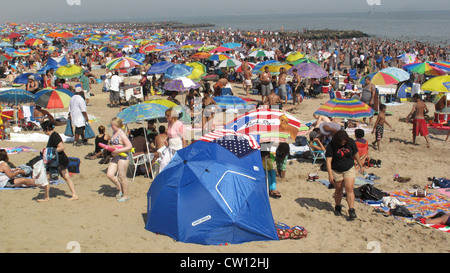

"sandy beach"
[0,66,449,254]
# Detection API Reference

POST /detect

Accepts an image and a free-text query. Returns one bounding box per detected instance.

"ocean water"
[156,10,450,45]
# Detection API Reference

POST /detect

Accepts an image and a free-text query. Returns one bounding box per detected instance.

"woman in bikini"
[105,117,132,202]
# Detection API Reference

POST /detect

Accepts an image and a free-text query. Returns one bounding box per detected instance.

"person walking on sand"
[406,93,431,148]
[371,104,391,151]
[326,130,365,220]
[278,67,288,104]
[106,117,133,202]
[39,121,78,202]
[259,66,272,103]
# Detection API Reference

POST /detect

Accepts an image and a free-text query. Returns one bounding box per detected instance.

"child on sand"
[261,151,281,198]
[371,104,391,151]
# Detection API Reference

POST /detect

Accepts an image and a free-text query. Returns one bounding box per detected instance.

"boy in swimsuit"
[406,94,431,148]
[371,104,391,151]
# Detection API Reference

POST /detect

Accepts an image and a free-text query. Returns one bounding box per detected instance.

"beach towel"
[316,177,375,188]
[362,190,450,233]
[417,218,450,233]
[0,146,38,154]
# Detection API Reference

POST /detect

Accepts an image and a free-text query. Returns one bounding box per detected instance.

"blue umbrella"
[164,64,193,80]
[147,61,174,74]
[221,42,242,49]
[213,95,249,109]
[130,53,145,63]
[115,103,169,124]
[252,60,279,74]
[13,73,42,84]
[0,89,35,105]
[163,41,177,46]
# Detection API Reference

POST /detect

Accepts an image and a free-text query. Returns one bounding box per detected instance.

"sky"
[0,0,449,23]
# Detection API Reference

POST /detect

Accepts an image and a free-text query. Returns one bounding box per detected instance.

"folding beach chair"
[308,142,326,165]
[355,141,369,174]
[19,105,41,131]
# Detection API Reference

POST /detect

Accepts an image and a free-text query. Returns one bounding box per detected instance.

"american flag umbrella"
[314,98,375,119]
[224,108,302,143]
[199,129,261,156]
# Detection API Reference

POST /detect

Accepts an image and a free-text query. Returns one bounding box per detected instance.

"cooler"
[434,111,449,123]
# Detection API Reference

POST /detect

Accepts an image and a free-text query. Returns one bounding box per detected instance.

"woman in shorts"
[325,130,365,220]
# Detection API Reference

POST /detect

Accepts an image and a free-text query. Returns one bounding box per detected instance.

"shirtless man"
[264,89,283,110]
[259,66,272,102]
[202,90,217,134]
[406,93,430,148]
[244,66,252,96]
[278,67,288,104]
[151,125,168,166]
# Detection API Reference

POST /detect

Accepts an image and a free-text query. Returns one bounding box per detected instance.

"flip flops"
[117,196,130,202]
[269,190,282,198]
[394,177,411,183]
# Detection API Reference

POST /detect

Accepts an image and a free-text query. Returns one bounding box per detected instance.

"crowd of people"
[0,24,448,218]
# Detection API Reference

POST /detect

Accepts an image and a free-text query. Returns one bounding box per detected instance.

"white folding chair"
[129,152,150,181]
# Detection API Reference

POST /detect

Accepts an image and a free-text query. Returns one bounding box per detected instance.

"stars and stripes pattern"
[200,130,260,158]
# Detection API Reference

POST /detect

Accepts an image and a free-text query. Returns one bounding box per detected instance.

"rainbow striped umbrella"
[403,62,446,77]
[106,57,143,70]
[34,88,73,109]
[314,98,375,119]
[13,47,32,57]
[360,71,400,85]
[430,61,450,72]
[55,64,84,79]
[207,53,230,61]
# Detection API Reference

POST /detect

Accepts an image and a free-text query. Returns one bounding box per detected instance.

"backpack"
[295,136,308,146]
[355,184,386,201]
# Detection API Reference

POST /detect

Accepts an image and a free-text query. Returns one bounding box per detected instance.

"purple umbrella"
[288,61,328,79]
[163,77,201,92]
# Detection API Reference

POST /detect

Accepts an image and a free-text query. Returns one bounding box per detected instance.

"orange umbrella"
[191,52,211,59]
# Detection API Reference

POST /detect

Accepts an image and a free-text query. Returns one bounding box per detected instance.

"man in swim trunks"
[406,94,430,148]
[259,66,272,102]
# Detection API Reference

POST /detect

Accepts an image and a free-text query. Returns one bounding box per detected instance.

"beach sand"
[1,69,449,253]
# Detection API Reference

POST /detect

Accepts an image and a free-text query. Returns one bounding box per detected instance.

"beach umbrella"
[207,53,230,62]
[213,95,249,110]
[164,64,193,80]
[147,61,174,75]
[421,75,450,93]
[258,62,292,75]
[252,60,279,74]
[248,50,273,58]
[398,53,417,64]
[221,43,242,49]
[403,62,446,77]
[314,98,375,119]
[140,44,157,53]
[13,73,42,84]
[163,77,200,92]
[0,89,35,105]
[359,71,400,86]
[13,47,32,57]
[144,98,178,108]
[115,103,169,124]
[235,62,256,73]
[285,51,304,63]
[224,108,302,143]
[67,42,85,51]
[197,45,216,52]
[8,32,21,39]
[209,46,232,53]
[380,67,411,82]
[145,138,278,245]
[130,53,145,63]
[288,61,328,79]
[179,45,196,51]
[191,52,211,60]
[290,57,319,65]
[163,41,177,46]
[54,64,84,79]
[430,61,450,72]
[106,57,143,70]
[218,58,242,68]
[185,62,206,81]
[24,38,45,47]
[0,41,13,47]
[34,88,73,109]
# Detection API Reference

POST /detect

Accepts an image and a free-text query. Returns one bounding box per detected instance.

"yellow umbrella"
[259,62,292,75]
[422,75,450,93]
[185,62,206,81]
[54,64,84,79]
[286,51,304,63]
[144,99,178,108]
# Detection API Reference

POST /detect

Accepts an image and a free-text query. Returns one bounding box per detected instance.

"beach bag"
[67,157,80,173]
[436,178,450,188]
[275,222,307,240]
[355,184,386,201]
[64,119,74,137]
[84,122,95,139]
[43,147,59,180]
[294,136,308,146]
[389,205,413,218]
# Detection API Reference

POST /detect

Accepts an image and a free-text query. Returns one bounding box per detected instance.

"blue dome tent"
[145,131,278,245]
